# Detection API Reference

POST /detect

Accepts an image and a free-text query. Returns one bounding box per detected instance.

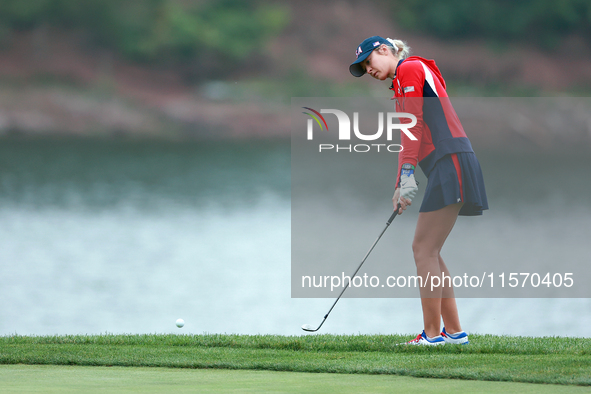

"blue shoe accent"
[441,327,469,344]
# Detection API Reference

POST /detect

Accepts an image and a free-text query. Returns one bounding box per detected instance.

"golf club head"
[301,324,317,332]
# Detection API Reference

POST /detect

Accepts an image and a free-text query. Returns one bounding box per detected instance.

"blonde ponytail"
[385,38,411,60]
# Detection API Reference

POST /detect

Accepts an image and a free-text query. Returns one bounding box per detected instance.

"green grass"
[3,365,591,394]
[1,334,590,387]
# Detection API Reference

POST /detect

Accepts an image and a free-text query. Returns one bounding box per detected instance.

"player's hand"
[392,188,411,214]
[400,172,418,201]
[393,172,418,214]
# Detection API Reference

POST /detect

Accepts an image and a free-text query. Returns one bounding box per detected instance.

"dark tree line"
[0,0,289,80]
[394,0,591,48]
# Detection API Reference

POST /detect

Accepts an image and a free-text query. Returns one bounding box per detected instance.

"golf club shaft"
[305,205,401,332]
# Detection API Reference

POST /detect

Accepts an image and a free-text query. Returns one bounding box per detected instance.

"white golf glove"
[399,164,418,201]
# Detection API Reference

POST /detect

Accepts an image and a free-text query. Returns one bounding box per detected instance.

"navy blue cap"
[349,36,390,77]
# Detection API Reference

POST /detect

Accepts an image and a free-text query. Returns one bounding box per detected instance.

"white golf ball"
[175,318,185,328]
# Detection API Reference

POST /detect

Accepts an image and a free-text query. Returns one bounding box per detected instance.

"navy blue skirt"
[420,152,488,216]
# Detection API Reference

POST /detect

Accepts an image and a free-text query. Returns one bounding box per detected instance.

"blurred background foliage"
[395,0,591,48]
[0,0,289,80]
[0,0,590,137]
[1,0,590,85]
[1,0,590,61]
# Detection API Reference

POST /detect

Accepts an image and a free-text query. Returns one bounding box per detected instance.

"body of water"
[1,137,590,337]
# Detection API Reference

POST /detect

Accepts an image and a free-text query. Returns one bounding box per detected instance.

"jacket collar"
[389,59,406,90]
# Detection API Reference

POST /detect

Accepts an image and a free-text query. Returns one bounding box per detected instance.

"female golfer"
[350,36,488,345]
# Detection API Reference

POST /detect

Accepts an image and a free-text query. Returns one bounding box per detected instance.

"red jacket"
[391,56,474,187]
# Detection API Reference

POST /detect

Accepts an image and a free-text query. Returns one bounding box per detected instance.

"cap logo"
[373,41,380,47]
[355,46,362,59]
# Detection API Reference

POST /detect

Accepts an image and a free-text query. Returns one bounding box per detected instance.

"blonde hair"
[385,38,411,60]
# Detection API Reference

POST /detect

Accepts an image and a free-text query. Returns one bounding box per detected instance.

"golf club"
[301,205,402,332]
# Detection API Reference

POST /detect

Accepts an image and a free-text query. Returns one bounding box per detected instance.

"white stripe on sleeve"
[420,61,439,97]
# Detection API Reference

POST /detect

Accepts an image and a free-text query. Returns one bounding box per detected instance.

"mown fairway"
[1,333,590,391]
[2,365,591,394]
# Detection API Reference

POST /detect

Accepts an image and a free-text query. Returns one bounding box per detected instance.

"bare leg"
[412,203,463,338]
[439,256,462,334]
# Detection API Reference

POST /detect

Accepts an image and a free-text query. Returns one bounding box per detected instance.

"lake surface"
[0,137,590,337]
